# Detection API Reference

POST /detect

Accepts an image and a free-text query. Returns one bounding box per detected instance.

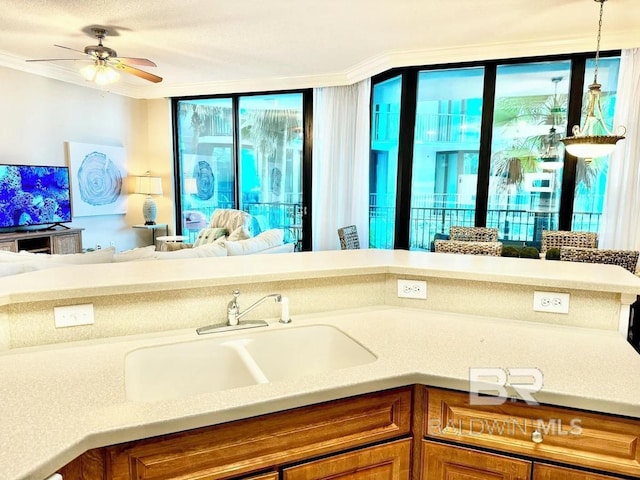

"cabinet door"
[52,232,81,254]
[424,387,640,477]
[107,387,412,480]
[283,439,411,480]
[421,440,531,480]
[534,463,620,480]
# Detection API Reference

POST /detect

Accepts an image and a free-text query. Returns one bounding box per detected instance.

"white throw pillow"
[192,227,227,247]
[227,226,251,241]
[113,245,157,263]
[225,229,284,256]
[152,243,227,260]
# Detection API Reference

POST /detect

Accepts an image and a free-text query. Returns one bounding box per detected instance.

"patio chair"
[541,230,597,254]
[434,239,503,256]
[449,226,498,242]
[560,247,640,274]
[338,225,360,250]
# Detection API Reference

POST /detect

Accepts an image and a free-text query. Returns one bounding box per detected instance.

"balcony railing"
[369,205,602,251]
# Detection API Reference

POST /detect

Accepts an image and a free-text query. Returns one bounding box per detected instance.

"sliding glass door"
[173,91,308,250]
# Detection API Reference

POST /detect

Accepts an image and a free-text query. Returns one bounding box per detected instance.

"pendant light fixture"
[560,0,626,163]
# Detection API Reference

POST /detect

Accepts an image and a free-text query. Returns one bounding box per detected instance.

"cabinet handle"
[531,430,543,443]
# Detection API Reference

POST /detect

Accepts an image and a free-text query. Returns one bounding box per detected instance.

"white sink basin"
[124,325,376,402]
[125,338,264,402]
[239,324,377,381]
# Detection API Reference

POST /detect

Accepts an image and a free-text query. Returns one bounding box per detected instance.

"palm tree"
[240,109,301,202]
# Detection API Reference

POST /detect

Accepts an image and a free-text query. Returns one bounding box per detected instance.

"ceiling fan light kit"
[26,27,162,85]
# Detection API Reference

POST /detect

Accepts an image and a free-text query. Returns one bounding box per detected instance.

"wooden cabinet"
[421,440,531,480]
[62,387,412,480]
[283,439,411,480]
[58,385,640,480]
[423,386,640,478]
[533,463,621,480]
[0,228,82,254]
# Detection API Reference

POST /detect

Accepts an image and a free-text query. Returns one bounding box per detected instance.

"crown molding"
[2,30,637,100]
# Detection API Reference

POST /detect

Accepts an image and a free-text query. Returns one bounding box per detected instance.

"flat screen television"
[0,164,72,230]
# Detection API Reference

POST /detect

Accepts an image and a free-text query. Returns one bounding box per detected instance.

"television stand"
[0,228,83,254]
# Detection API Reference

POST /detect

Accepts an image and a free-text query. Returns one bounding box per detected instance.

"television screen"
[0,164,72,229]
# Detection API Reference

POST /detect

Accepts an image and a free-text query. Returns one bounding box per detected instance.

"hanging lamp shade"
[560,0,626,163]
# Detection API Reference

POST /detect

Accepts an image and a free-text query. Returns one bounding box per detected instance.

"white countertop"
[2,249,640,305]
[2,305,640,480]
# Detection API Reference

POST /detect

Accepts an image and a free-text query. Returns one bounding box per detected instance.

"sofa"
[0,227,294,279]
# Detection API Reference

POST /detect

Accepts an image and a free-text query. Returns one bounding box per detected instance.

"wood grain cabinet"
[421,440,531,480]
[0,228,82,253]
[283,439,411,480]
[533,463,622,480]
[422,387,640,479]
[60,387,412,480]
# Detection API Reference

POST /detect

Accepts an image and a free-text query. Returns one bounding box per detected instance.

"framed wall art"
[66,142,127,216]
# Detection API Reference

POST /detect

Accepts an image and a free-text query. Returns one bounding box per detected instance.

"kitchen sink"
[239,324,377,381]
[124,324,376,402]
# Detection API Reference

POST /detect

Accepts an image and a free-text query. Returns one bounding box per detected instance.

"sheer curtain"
[312,79,371,250]
[600,49,640,249]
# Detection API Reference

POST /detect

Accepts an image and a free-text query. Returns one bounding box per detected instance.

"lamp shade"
[134,176,163,196]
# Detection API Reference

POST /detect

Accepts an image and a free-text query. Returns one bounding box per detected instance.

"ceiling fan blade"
[26,58,82,62]
[114,63,163,83]
[112,57,157,67]
[54,44,88,56]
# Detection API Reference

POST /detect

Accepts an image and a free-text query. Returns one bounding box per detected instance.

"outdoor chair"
[541,230,598,254]
[449,226,499,242]
[434,239,502,256]
[560,247,640,274]
[338,225,360,250]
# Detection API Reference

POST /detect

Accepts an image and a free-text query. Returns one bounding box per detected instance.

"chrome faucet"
[196,289,291,335]
[228,290,283,325]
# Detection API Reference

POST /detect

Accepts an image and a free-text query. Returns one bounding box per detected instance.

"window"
[173,91,309,250]
[571,56,620,232]
[488,60,571,244]
[370,75,402,249]
[371,52,621,250]
[410,67,484,250]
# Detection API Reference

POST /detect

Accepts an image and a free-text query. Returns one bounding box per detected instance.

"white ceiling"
[1,0,639,99]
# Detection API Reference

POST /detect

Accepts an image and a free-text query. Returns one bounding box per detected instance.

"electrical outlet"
[54,304,95,328]
[397,279,427,299]
[533,291,570,314]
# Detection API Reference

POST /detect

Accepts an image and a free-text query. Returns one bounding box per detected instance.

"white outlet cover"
[54,304,95,328]
[397,279,427,299]
[533,291,570,314]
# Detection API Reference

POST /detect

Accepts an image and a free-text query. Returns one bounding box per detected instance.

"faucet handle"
[232,289,240,298]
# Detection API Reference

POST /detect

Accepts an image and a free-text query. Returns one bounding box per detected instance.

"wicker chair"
[541,230,597,254]
[337,225,360,250]
[560,246,640,274]
[449,226,499,242]
[434,239,503,256]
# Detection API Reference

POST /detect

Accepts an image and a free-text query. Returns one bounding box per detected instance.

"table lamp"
[134,172,163,225]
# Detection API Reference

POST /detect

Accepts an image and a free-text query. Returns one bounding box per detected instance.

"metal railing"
[368,205,602,251]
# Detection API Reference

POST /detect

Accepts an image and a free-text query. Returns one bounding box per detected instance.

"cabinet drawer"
[534,463,620,480]
[424,387,640,477]
[283,439,411,480]
[108,387,412,480]
[422,440,531,480]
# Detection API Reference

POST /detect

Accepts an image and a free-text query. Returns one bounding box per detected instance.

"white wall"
[0,67,174,251]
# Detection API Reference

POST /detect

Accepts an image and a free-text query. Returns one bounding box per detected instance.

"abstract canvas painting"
[67,142,127,216]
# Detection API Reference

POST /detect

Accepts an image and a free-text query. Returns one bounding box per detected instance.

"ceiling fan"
[26,27,162,84]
